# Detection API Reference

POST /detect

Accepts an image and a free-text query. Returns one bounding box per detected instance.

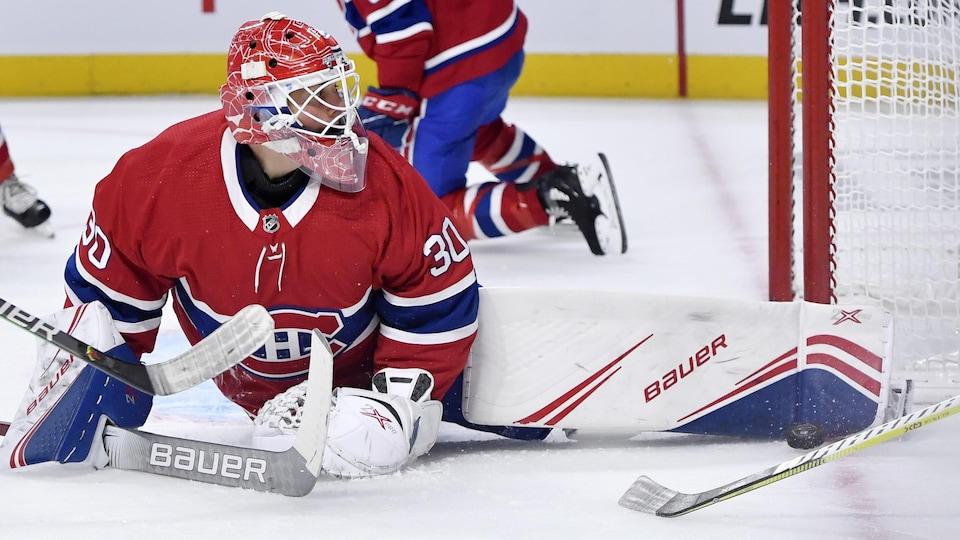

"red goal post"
[768,1,960,400]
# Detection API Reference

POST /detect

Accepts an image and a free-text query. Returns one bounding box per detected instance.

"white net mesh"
[793,0,960,401]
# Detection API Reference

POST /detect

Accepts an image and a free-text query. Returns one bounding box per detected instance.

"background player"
[338,0,626,255]
[0,123,52,235]
[0,13,478,478]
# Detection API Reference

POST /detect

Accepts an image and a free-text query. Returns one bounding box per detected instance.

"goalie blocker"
[463,289,894,442]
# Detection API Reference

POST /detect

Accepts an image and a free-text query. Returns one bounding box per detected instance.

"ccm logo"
[644,334,728,403]
[149,444,267,483]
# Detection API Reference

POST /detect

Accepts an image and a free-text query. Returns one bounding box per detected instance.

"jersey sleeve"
[342,0,434,93]
[374,163,479,399]
[64,149,174,358]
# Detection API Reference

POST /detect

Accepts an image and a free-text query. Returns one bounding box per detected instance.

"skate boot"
[0,175,52,235]
[532,153,627,255]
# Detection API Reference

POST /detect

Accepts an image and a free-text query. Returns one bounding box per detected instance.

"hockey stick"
[619,394,960,517]
[0,298,274,396]
[104,329,333,496]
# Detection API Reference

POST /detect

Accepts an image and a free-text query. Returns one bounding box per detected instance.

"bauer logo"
[643,334,728,403]
[149,443,268,483]
[0,301,59,342]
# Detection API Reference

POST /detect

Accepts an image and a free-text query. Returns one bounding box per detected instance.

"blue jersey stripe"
[472,187,505,238]
[375,281,478,334]
[64,254,164,325]
[343,2,367,32]
[173,282,221,338]
[369,1,432,36]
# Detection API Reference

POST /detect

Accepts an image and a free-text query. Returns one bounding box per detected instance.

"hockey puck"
[786,422,825,450]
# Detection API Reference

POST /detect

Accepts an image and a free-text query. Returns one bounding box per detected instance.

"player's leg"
[0,302,152,469]
[473,117,627,254]
[437,53,625,254]
[0,123,52,231]
[409,53,551,240]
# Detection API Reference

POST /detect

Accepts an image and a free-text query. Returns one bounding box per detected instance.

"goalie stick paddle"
[0,298,274,396]
[619,394,960,517]
[104,329,334,496]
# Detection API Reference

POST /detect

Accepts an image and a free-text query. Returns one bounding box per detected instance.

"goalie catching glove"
[253,367,442,478]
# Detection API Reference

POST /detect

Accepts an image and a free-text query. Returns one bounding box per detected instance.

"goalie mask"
[220,12,368,193]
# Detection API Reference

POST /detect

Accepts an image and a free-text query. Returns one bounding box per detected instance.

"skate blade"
[592,153,627,255]
[593,214,624,255]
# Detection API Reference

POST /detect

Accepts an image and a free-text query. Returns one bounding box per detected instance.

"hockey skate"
[0,175,52,237]
[533,153,627,255]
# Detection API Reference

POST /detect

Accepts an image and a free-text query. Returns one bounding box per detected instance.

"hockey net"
[769,0,960,402]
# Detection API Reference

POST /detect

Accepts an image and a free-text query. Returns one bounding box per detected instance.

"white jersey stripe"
[379,320,478,346]
[73,249,167,311]
[114,317,162,334]
[489,184,514,235]
[177,277,231,323]
[342,286,373,317]
[514,161,540,185]
[376,22,433,44]
[382,271,477,307]
[219,129,260,232]
[489,128,525,171]
[367,0,412,25]
[425,5,517,70]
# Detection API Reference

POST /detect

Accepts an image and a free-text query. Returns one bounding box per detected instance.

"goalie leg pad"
[0,302,152,468]
[442,374,551,441]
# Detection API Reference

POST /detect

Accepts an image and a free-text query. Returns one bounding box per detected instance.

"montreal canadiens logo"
[262,214,280,233]
[241,307,347,379]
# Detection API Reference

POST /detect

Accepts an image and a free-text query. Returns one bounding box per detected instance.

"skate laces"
[538,165,601,221]
[0,176,40,214]
[254,381,307,432]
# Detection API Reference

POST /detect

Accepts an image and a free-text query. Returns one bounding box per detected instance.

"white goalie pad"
[463,289,893,432]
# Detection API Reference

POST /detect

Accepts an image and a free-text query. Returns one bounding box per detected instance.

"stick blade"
[293,330,334,476]
[146,304,274,395]
[619,476,685,516]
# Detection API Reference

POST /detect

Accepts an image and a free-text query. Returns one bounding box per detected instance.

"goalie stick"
[102,329,333,496]
[0,298,274,396]
[619,394,960,517]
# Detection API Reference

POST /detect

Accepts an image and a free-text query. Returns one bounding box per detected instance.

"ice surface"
[0,97,956,539]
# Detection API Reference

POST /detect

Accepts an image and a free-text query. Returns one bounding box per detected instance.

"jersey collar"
[220,128,320,232]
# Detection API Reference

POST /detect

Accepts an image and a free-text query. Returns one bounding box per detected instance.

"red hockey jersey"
[339,0,527,97]
[65,111,478,414]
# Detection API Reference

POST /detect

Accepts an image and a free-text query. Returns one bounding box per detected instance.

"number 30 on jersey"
[423,217,469,277]
[81,211,113,270]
